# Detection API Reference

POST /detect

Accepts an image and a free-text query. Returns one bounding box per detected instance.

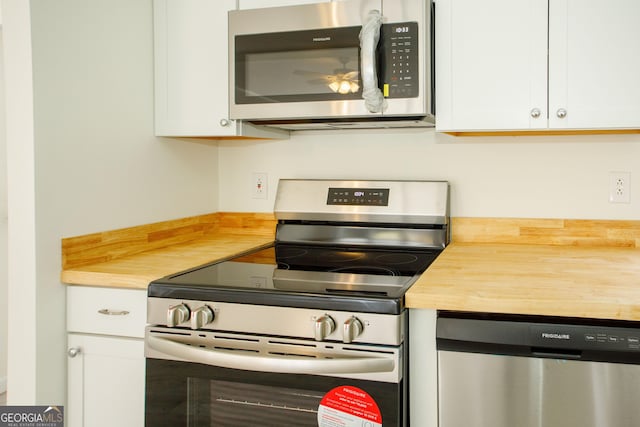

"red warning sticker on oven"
[317,386,382,427]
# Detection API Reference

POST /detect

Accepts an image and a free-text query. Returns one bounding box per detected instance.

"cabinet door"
[238,0,329,9]
[154,0,236,136]
[548,0,640,129]
[67,334,145,427]
[435,0,548,131]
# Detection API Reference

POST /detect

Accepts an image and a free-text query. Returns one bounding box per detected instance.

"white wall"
[3,0,218,405]
[218,129,640,220]
[30,0,219,236]
[0,29,8,395]
[3,0,37,403]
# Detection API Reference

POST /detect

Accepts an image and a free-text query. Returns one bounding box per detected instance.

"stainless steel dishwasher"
[437,312,640,427]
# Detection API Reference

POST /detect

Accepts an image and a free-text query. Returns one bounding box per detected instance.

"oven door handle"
[147,335,395,375]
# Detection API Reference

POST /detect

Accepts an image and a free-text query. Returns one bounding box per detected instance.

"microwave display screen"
[245,47,360,98]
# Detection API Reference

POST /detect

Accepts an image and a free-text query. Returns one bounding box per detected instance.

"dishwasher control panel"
[531,324,640,352]
[437,314,640,360]
[584,332,639,349]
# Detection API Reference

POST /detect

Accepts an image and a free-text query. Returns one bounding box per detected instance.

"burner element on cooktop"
[329,266,397,276]
[275,247,309,260]
[374,253,420,265]
[273,245,438,277]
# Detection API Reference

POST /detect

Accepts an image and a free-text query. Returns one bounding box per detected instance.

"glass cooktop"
[148,243,442,314]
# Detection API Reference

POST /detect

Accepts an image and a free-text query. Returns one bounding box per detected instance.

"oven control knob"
[191,305,215,330]
[343,316,364,343]
[314,315,336,341]
[167,304,190,327]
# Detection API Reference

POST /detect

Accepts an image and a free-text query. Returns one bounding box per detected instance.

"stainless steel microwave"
[228,0,434,130]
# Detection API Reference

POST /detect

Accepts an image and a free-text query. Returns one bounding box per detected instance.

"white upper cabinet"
[436,0,640,132]
[548,0,640,130]
[238,0,329,9]
[436,0,547,131]
[153,0,287,138]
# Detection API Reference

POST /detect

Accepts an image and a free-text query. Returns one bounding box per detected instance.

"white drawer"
[67,286,147,338]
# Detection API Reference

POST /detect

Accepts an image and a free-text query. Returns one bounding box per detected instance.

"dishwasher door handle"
[146,334,396,375]
[531,347,582,360]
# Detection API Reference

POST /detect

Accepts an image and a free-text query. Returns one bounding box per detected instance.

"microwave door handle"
[147,334,395,375]
[359,9,386,113]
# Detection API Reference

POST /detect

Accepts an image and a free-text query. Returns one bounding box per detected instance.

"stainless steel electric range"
[145,179,449,427]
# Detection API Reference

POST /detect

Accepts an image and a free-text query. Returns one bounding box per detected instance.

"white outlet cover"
[252,172,268,199]
[609,171,631,204]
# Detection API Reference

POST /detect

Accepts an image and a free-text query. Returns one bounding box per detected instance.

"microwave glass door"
[145,358,404,426]
[234,27,363,104]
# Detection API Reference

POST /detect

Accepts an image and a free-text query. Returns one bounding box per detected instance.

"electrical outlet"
[609,171,631,203]
[252,173,268,199]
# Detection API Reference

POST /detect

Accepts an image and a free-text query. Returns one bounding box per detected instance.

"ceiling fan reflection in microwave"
[294,58,360,95]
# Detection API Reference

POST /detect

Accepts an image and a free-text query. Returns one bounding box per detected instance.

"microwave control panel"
[380,22,419,98]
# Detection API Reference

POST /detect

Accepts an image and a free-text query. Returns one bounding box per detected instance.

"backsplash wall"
[218,129,640,220]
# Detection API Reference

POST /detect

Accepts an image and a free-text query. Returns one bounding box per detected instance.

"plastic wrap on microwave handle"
[359,10,386,113]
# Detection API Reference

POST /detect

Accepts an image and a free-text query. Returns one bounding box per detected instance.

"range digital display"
[327,188,390,206]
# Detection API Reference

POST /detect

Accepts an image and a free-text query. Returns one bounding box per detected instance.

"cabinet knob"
[68,347,81,358]
[556,108,567,119]
[530,108,541,118]
[219,118,231,127]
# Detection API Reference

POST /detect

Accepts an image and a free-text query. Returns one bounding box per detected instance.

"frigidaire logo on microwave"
[541,332,571,340]
[312,37,331,42]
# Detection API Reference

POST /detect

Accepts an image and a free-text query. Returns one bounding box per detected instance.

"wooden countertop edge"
[405,242,640,321]
[61,270,154,290]
[405,290,640,321]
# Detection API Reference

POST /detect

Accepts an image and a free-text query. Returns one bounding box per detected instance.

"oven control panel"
[148,297,405,346]
[327,187,390,206]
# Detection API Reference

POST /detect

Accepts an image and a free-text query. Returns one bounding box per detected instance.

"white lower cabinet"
[67,334,145,427]
[66,286,147,427]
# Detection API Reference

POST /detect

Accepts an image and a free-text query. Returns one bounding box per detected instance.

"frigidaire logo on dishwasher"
[541,332,571,340]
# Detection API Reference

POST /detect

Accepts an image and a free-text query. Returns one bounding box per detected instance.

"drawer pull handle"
[98,309,130,316]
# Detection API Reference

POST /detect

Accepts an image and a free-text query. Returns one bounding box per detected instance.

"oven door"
[145,327,405,426]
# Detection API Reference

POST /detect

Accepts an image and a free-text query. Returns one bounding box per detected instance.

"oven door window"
[146,359,403,426]
[234,27,363,104]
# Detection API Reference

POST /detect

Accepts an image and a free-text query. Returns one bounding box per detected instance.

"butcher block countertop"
[406,218,640,321]
[61,213,276,289]
[62,215,640,321]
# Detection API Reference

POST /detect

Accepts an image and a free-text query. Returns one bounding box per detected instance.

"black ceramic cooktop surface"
[148,243,442,314]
